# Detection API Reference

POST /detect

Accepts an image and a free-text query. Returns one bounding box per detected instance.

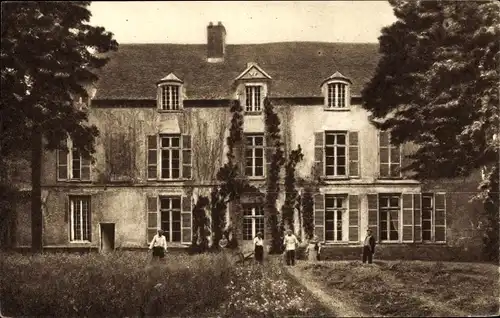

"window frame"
[379,131,402,179]
[421,193,434,242]
[324,131,348,178]
[159,134,182,180]
[157,83,182,111]
[69,196,91,243]
[244,84,264,114]
[159,196,182,243]
[323,80,350,110]
[57,140,91,182]
[324,194,348,242]
[242,205,265,241]
[378,194,401,243]
[245,134,265,178]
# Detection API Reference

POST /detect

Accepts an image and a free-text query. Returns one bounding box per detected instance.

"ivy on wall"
[281,145,304,232]
[264,98,286,254]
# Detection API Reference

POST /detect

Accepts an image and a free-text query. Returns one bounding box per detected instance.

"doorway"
[100,223,115,252]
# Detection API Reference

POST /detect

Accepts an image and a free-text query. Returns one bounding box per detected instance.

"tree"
[191,196,210,253]
[361,0,499,261]
[264,98,285,253]
[1,2,118,252]
[281,145,304,232]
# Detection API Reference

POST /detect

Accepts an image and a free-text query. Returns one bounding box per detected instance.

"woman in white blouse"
[253,232,264,263]
[149,229,168,261]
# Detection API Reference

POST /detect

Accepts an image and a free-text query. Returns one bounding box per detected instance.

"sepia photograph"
[0,1,499,317]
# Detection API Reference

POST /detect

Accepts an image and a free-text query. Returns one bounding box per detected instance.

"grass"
[298,260,499,317]
[0,251,332,317]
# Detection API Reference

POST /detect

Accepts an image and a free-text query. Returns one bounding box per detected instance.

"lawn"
[0,251,332,317]
[296,260,499,317]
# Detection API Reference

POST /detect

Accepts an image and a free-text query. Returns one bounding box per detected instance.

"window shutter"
[402,194,414,242]
[348,195,359,242]
[413,193,422,242]
[81,156,91,181]
[182,135,192,179]
[367,194,379,242]
[314,132,324,177]
[181,195,192,244]
[313,193,325,241]
[57,149,69,180]
[147,135,158,179]
[379,131,390,178]
[348,131,360,177]
[147,196,158,244]
[434,193,446,242]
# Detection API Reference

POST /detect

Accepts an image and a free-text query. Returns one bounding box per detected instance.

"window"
[325,132,347,177]
[160,197,182,242]
[70,196,91,242]
[147,134,192,180]
[422,194,433,241]
[379,195,400,241]
[379,131,401,178]
[245,85,262,112]
[327,83,347,108]
[159,85,180,110]
[57,145,91,181]
[160,135,181,179]
[245,134,264,177]
[243,205,264,240]
[325,195,346,241]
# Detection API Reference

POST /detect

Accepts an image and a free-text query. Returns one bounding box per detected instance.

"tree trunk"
[482,165,499,262]
[31,127,43,252]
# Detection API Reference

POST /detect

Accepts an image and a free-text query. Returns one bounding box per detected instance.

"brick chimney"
[207,21,226,63]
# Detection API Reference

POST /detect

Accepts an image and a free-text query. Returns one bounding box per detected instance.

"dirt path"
[284,262,369,317]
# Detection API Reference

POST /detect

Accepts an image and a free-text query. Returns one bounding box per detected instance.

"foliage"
[361,0,499,261]
[191,196,210,252]
[264,98,286,253]
[1,2,118,251]
[301,185,315,240]
[0,252,232,317]
[281,145,304,232]
[219,260,331,317]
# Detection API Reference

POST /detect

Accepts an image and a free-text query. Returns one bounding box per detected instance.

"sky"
[88,1,397,44]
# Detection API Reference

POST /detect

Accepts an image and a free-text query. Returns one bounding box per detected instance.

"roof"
[93,42,380,100]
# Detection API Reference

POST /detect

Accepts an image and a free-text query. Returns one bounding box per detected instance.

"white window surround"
[324,195,348,242]
[56,139,91,182]
[243,205,265,240]
[323,79,351,109]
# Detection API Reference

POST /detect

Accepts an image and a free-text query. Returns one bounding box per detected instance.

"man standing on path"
[362,229,376,264]
[283,230,299,266]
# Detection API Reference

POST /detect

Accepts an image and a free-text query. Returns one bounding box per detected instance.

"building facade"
[13,22,455,252]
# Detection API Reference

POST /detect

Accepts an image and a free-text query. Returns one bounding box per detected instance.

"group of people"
[149,228,377,265]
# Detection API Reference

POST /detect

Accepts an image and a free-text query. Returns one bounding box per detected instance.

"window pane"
[380,131,389,147]
[172,149,180,160]
[172,198,181,210]
[325,147,334,156]
[422,197,433,209]
[422,209,432,219]
[390,164,401,177]
[380,163,389,176]
[255,148,263,157]
[380,148,389,163]
[172,168,180,179]
[337,156,346,166]
[337,166,346,176]
[246,136,253,146]
[422,231,431,241]
[255,207,264,216]
[325,167,334,176]
[379,197,388,208]
[172,231,181,242]
[337,147,345,156]
[245,167,253,176]
[161,138,170,148]
[245,149,253,158]
[389,197,399,207]
[245,158,253,168]
[254,136,263,146]
[325,134,335,146]
[148,150,157,165]
[172,138,180,148]
[255,157,263,167]
[337,134,346,145]
[255,167,263,176]
[161,168,170,179]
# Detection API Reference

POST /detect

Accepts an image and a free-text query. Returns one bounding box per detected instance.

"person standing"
[362,229,376,264]
[149,229,168,262]
[283,230,299,266]
[254,232,264,263]
[306,235,319,261]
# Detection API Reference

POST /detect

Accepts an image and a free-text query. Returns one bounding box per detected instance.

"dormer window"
[322,71,351,110]
[157,73,183,111]
[327,83,347,108]
[245,85,262,112]
[160,85,180,110]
